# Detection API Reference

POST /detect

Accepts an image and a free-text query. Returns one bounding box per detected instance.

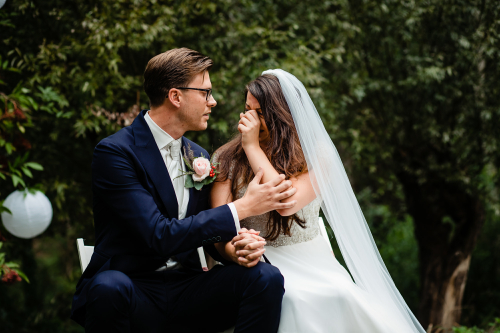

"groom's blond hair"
[144,48,213,107]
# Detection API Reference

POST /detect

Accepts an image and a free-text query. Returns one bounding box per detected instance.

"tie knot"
[168,140,181,161]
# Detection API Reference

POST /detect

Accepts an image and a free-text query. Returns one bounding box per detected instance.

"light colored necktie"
[167,140,184,208]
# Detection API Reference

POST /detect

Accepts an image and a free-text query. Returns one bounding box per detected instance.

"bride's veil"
[262,69,426,332]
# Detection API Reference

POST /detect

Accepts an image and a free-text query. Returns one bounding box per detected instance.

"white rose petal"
[192,173,209,182]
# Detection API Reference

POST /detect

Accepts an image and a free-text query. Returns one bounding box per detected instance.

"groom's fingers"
[236,246,265,257]
[250,167,264,185]
[274,179,293,193]
[243,249,266,261]
[265,174,286,187]
[231,234,265,246]
[277,187,297,200]
[233,239,266,250]
[238,229,260,235]
[238,258,260,268]
[242,240,266,251]
[240,228,259,234]
[238,252,264,267]
[274,200,297,210]
[235,241,266,255]
[248,258,262,267]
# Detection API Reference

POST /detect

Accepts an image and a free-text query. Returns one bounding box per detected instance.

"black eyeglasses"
[174,87,213,101]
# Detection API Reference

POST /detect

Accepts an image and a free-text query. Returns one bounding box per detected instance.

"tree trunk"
[398,172,485,330]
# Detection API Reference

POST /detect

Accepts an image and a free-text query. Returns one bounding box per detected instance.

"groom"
[71,48,298,333]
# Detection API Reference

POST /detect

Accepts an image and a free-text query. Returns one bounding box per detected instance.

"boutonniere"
[176,143,219,190]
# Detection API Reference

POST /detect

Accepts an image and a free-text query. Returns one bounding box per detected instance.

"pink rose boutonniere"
[176,143,219,190]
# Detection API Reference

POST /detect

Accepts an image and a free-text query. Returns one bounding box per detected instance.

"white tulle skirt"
[266,234,410,333]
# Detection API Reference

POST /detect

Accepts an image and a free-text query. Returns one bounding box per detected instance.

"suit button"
[216,236,221,241]
[202,240,207,245]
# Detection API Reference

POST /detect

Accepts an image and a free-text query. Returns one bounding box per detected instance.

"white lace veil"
[262,69,426,332]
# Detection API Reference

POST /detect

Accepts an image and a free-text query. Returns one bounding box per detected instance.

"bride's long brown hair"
[216,74,308,241]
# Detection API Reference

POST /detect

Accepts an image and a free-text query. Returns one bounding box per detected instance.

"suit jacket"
[70,110,237,325]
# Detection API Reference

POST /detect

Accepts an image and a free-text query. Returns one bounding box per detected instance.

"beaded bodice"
[236,185,322,247]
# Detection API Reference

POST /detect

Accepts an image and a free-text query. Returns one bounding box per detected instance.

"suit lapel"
[130,110,179,219]
[183,137,201,217]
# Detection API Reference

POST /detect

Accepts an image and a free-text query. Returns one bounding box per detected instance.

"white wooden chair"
[76,239,206,273]
[76,218,331,273]
[76,238,94,273]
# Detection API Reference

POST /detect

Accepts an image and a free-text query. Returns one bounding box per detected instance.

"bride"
[211,69,425,332]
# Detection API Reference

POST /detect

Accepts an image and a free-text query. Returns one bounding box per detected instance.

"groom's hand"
[233,168,297,220]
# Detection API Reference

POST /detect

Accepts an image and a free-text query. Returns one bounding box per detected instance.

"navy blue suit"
[71,110,284,333]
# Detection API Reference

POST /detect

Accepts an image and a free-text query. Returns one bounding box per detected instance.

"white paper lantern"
[1,190,53,239]
[0,0,6,9]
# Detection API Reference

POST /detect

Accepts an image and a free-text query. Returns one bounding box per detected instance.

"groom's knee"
[257,262,284,287]
[87,270,134,313]
[245,262,284,300]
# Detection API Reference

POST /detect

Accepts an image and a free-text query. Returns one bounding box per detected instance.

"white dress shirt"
[144,112,240,270]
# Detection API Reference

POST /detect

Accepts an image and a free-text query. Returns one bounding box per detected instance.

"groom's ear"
[167,88,182,108]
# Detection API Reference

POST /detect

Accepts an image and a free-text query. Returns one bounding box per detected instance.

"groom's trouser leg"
[166,262,285,333]
[85,270,168,333]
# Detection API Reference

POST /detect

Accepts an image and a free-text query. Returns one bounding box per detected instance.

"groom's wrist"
[233,198,251,221]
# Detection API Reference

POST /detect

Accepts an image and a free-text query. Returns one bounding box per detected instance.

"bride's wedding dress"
[234,185,410,333]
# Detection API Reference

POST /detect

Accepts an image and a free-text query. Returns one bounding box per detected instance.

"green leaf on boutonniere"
[194,180,204,191]
[202,175,216,186]
[184,174,195,189]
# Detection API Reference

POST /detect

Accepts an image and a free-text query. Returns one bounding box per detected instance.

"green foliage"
[452,318,500,333]
[461,167,500,326]
[0,241,29,283]
[0,18,63,292]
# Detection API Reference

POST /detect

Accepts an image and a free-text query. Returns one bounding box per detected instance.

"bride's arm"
[239,110,317,216]
[211,178,266,267]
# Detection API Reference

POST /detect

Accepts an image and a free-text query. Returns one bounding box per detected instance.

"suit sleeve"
[92,140,237,258]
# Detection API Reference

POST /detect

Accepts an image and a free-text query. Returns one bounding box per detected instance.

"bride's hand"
[238,110,261,149]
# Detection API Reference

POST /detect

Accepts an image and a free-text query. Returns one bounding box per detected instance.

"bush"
[453,318,500,333]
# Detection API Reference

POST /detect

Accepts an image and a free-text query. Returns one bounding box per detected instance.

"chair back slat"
[76,238,94,273]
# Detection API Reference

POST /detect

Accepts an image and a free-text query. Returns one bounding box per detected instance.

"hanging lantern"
[0,0,6,9]
[1,189,53,239]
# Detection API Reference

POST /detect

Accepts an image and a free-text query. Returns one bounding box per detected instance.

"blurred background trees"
[0,0,498,332]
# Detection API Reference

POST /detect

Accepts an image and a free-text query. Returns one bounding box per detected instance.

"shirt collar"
[144,111,182,150]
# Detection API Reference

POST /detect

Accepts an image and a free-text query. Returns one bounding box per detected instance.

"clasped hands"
[230,228,266,268]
